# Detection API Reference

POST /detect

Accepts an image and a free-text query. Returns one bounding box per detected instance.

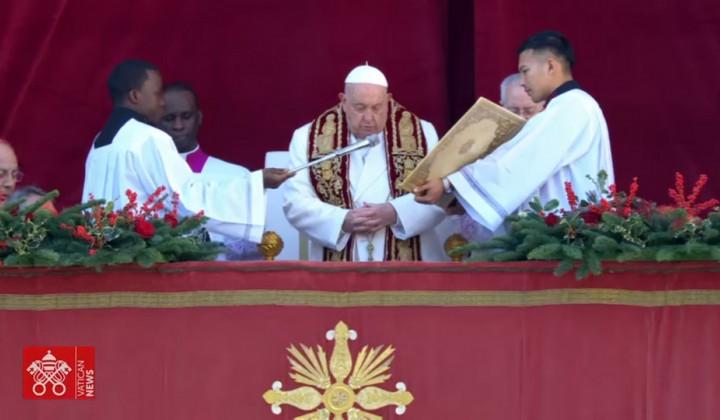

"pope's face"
[341,83,389,139]
[136,70,165,124]
[503,83,545,120]
[518,50,552,104]
[159,90,202,153]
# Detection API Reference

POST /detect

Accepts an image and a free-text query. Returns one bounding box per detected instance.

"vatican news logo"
[23,346,95,399]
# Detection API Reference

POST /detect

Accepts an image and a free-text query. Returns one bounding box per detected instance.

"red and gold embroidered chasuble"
[306,99,429,261]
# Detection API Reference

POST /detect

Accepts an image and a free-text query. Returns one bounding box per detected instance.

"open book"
[399,97,525,191]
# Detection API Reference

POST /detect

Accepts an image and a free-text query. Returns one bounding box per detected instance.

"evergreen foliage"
[0,187,224,268]
[454,172,720,279]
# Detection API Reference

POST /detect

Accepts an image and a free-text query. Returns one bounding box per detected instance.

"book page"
[400,97,525,191]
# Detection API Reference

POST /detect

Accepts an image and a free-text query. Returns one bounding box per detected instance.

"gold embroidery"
[307,100,428,261]
[3,289,720,310]
[320,160,334,182]
[315,114,337,157]
[263,321,414,418]
[396,240,413,261]
[397,111,417,152]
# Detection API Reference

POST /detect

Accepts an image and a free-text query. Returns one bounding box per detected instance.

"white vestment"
[180,146,251,180]
[449,88,615,231]
[179,145,262,260]
[82,110,266,243]
[283,120,451,262]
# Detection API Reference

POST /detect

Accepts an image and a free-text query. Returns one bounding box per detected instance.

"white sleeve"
[137,132,266,243]
[450,96,600,231]
[281,124,351,251]
[390,120,447,239]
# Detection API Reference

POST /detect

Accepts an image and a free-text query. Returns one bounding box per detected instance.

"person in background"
[500,73,545,120]
[0,139,21,205]
[159,81,261,260]
[7,186,58,215]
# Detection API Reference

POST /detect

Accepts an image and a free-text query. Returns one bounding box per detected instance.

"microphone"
[289,134,380,173]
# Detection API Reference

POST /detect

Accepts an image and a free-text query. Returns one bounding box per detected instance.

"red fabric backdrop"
[0,0,719,208]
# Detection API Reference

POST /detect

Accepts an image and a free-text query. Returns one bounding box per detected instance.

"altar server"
[82,60,291,243]
[415,31,614,232]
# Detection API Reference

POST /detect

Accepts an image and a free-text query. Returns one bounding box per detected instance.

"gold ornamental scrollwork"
[263,321,414,419]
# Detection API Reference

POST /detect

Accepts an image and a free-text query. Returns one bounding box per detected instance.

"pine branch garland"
[0,187,225,268]
[459,171,720,279]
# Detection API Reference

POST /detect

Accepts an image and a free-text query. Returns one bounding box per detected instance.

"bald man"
[0,140,22,203]
[500,73,545,120]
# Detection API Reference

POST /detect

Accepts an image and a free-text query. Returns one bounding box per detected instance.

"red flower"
[624,177,639,218]
[89,249,96,255]
[581,211,602,225]
[564,181,578,211]
[24,212,34,221]
[134,219,156,239]
[75,226,94,242]
[544,213,560,227]
[164,213,179,228]
[668,172,719,217]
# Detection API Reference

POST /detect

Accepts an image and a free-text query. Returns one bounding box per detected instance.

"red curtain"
[472,0,720,203]
[1,0,719,207]
[0,0,450,208]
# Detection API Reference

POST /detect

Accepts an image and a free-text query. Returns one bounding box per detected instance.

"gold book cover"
[400,97,525,191]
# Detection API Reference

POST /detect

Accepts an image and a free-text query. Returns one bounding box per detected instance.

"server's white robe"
[449,88,615,231]
[82,110,266,243]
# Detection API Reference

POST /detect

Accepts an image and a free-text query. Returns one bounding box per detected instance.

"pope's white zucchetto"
[344,64,388,88]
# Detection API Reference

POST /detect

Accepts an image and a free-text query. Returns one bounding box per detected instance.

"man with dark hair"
[414,31,614,234]
[159,82,249,177]
[83,60,292,243]
[158,81,262,259]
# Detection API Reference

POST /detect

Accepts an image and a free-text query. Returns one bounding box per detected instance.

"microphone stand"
[289,135,380,174]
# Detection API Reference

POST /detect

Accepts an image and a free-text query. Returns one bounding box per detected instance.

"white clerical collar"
[350,132,384,144]
[179,144,200,159]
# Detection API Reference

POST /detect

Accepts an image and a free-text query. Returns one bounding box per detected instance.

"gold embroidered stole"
[306,99,428,261]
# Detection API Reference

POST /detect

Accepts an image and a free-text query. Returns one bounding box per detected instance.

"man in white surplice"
[158,81,261,260]
[282,65,450,262]
[82,60,292,243]
[414,31,614,233]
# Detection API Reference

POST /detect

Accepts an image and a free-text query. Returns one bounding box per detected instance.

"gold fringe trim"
[1,289,720,310]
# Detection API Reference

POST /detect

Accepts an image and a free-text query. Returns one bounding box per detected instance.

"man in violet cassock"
[159,82,262,259]
[414,31,614,233]
[82,60,292,243]
[159,82,251,179]
[282,64,451,262]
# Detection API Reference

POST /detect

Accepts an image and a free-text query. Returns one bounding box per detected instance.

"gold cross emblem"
[263,321,414,419]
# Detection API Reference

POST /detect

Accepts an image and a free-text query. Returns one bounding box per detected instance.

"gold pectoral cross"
[366,242,374,262]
